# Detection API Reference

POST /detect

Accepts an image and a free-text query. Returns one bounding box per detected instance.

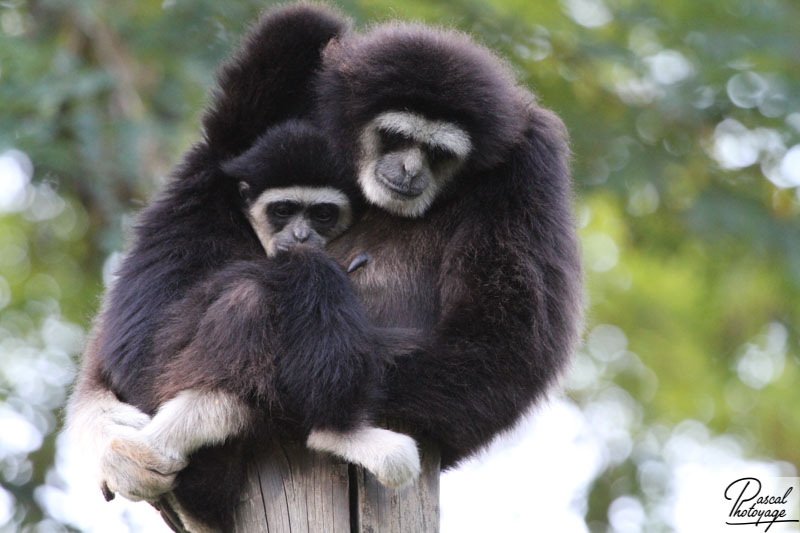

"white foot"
[307,426,421,488]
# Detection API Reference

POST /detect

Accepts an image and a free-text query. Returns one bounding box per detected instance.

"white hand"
[100,427,188,502]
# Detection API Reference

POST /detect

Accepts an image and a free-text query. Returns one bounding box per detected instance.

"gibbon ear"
[238,181,251,201]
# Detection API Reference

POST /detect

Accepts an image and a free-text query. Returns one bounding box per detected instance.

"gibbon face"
[242,185,352,257]
[222,120,359,258]
[357,111,471,218]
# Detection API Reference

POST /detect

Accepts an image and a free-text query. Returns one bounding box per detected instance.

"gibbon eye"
[309,203,339,226]
[379,130,414,151]
[425,145,456,165]
[268,201,299,219]
[238,181,251,200]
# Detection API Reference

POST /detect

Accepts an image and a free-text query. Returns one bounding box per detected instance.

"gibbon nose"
[402,162,421,179]
[402,151,423,179]
[293,224,310,242]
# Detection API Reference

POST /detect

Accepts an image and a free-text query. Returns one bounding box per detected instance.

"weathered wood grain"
[232,436,440,533]
[351,440,440,533]
[232,438,351,533]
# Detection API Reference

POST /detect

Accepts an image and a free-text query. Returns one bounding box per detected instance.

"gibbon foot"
[307,426,421,488]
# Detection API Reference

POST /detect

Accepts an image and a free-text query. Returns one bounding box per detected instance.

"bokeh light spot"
[726,71,768,109]
[0,149,32,213]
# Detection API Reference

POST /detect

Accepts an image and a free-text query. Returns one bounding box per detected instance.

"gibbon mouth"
[376,173,425,199]
[274,241,321,253]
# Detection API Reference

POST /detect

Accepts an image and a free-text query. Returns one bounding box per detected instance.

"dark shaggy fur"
[151,247,383,531]
[99,117,365,418]
[221,119,360,203]
[100,114,379,529]
[97,4,352,410]
[315,23,584,467]
[153,250,380,430]
[203,3,351,160]
[98,118,381,531]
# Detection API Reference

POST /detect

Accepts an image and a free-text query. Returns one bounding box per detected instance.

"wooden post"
[232,436,440,532]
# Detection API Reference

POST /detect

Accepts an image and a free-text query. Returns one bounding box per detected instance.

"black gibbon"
[75,119,422,532]
[67,3,583,532]
[77,120,419,531]
[82,117,419,532]
[314,21,583,468]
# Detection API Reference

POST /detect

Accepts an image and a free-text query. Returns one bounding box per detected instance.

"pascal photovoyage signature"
[725,477,799,531]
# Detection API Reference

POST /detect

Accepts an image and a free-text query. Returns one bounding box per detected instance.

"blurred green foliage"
[0,0,798,531]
